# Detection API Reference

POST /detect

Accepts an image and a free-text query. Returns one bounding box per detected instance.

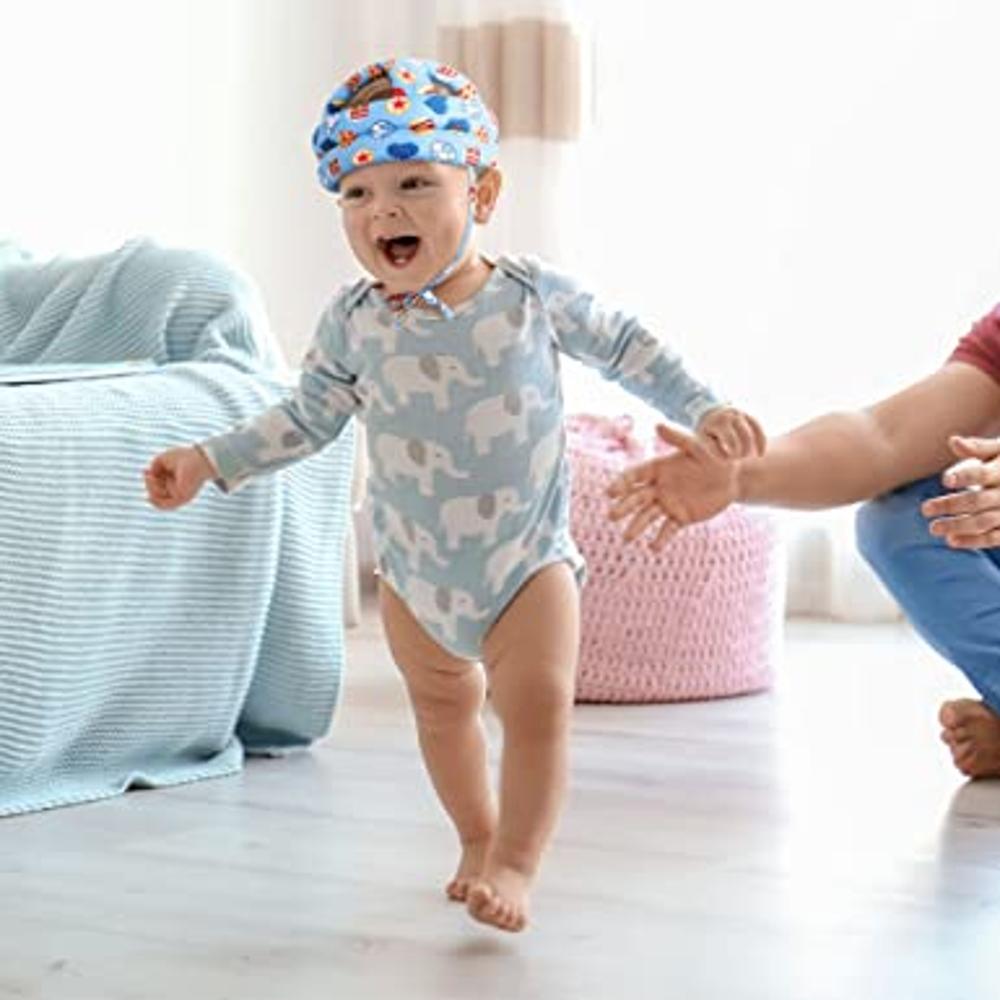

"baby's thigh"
[482,562,581,688]
[378,580,483,712]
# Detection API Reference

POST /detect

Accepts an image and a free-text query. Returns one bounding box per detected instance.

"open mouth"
[377,235,421,268]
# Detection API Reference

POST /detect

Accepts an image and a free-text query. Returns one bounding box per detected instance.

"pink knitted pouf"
[567,414,785,704]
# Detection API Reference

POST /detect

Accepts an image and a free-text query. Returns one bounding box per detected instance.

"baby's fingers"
[144,469,172,508]
[704,429,738,459]
[729,419,756,458]
[746,415,767,456]
[725,415,766,458]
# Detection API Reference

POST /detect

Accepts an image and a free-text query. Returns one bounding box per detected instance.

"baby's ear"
[473,167,503,223]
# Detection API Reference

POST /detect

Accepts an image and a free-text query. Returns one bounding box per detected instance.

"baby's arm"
[532,259,752,435]
[144,296,361,507]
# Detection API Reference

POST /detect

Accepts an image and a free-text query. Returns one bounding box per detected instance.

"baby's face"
[338,161,474,295]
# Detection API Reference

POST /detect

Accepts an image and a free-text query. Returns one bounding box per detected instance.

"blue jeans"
[856,475,1000,714]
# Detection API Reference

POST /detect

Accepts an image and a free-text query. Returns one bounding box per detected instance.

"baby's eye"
[340,186,368,202]
[400,176,432,191]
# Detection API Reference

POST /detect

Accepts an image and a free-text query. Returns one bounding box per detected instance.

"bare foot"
[446,839,490,903]
[938,699,1000,778]
[466,863,534,932]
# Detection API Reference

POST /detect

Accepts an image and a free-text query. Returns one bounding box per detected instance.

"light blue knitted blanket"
[0,240,354,816]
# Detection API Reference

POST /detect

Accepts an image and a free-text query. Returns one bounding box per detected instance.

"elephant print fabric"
[202,255,723,658]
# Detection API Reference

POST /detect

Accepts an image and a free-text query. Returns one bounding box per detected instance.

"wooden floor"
[3,599,1000,1000]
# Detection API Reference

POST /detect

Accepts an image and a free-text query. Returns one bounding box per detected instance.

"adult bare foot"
[466,863,533,932]
[446,838,490,903]
[938,699,1000,778]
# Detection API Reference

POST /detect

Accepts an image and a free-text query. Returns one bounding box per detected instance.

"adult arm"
[608,361,1000,546]
[738,362,1000,508]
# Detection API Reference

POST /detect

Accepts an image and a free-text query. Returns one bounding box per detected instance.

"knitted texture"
[567,414,785,703]
[0,241,354,816]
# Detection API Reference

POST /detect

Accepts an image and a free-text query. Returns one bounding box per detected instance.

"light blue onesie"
[202,255,723,659]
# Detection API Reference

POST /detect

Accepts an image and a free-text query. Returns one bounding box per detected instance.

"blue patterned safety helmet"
[311,57,500,193]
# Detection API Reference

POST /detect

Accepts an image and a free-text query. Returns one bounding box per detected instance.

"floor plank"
[2,605,999,1000]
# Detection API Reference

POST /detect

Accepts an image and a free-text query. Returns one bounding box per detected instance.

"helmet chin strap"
[397,169,478,321]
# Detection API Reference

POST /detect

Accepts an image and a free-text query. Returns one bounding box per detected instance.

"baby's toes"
[467,882,495,921]
[446,877,470,902]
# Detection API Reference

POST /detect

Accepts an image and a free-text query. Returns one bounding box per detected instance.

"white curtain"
[553,0,1000,621]
[435,0,590,266]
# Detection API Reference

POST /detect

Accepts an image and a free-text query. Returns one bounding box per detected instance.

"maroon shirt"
[950,306,1000,385]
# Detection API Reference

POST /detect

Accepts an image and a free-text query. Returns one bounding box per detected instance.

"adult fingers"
[921,486,1000,519]
[608,487,656,523]
[655,422,710,459]
[649,517,681,552]
[948,434,1000,461]
[944,527,1000,549]
[928,508,1000,546]
[623,504,665,543]
[607,459,657,499]
[941,456,1000,490]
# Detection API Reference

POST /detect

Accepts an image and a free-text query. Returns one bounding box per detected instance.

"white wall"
[6,1,1000,433]
[2,4,244,268]
[564,0,1000,436]
[0,0,435,363]
[4,0,999,396]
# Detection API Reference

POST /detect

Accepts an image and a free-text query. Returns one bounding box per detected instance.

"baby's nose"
[372,198,402,219]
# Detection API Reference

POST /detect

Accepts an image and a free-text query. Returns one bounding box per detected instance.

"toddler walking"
[145,56,765,932]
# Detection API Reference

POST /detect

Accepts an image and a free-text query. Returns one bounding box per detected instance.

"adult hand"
[144,445,214,510]
[921,435,1000,548]
[606,422,741,551]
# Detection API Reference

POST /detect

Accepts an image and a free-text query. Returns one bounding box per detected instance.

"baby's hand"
[696,407,766,460]
[144,445,214,510]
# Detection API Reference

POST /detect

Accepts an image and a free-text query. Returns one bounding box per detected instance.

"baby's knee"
[405,663,485,730]
[494,663,575,738]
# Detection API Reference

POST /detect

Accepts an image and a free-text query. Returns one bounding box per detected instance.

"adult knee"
[855,479,934,576]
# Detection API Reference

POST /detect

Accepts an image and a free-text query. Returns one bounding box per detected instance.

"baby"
[144,56,765,933]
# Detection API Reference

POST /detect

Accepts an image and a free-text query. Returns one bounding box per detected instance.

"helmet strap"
[397,168,478,321]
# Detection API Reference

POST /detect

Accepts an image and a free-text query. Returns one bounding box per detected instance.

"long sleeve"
[200,293,362,492]
[527,257,724,427]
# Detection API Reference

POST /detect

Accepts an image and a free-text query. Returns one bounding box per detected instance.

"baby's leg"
[378,582,497,901]
[468,562,579,932]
